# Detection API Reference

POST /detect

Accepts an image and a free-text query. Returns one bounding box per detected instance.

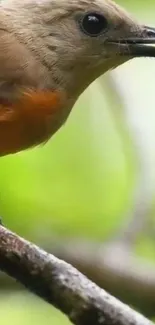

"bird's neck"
[0,0,128,107]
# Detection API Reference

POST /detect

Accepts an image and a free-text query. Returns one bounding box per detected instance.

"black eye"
[80,12,108,37]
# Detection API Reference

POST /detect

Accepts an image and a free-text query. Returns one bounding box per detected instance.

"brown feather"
[0,89,66,156]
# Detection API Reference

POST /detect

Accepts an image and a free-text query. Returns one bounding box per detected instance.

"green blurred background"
[1,0,155,323]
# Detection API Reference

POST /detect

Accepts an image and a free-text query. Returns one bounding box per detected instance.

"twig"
[108,70,155,245]
[0,225,152,325]
[53,238,155,318]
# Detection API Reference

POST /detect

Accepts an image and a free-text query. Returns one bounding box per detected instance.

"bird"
[0,0,154,156]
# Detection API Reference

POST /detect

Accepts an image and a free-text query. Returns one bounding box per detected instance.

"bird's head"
[1,0,155,102]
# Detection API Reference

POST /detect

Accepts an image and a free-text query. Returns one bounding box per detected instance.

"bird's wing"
[0,29,65,156]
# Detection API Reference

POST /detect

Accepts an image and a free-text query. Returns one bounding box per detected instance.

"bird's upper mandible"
[0,0,154,155]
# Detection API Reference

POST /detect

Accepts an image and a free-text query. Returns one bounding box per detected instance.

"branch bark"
[0,225,152,325]
[53,238,155,318]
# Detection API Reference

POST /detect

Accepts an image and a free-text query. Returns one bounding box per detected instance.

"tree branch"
[53,238,155,318]
[109,69,155,245]
[0,225,152,325]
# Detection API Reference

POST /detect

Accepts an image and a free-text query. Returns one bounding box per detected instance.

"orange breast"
[0,89,67,156]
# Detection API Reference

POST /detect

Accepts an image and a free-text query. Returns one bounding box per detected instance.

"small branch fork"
[0,225,152,325]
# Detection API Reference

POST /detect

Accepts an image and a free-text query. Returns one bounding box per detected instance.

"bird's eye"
[80,12,108,37]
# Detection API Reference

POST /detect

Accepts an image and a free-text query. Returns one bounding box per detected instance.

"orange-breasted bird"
[0,0,155,156]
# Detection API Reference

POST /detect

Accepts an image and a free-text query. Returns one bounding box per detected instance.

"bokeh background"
[1,0,155,323]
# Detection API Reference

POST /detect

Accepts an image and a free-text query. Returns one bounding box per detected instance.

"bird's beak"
[108,26,155,58]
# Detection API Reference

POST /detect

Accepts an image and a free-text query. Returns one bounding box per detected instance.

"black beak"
[108,26,155,57]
